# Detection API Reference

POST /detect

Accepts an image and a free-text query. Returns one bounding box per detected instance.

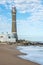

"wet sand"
[0,44,40,65]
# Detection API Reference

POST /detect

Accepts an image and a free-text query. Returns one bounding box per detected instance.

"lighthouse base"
[12,32,18,41]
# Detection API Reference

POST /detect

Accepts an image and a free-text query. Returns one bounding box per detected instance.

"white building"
[0,33,16,43]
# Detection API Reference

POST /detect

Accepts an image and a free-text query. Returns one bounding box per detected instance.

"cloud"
[14,0,25,3]
[17,17,43,37]
[0,15,11,33]
[27,4,43,23]
[0,0,6,4]
[14,0,42,13]
[0,0,43,13]
[0,0,12,4]
[15,0,43,37]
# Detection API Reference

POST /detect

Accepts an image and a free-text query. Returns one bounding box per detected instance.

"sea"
[17,46,43,65]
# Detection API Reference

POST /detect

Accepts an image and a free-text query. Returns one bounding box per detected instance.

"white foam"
[17,46,43,65]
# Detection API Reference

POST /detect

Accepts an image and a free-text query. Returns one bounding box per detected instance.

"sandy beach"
[0,44,40,65]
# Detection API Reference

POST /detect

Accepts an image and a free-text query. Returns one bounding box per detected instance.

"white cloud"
[0,15,11,33]
[17,17,43,37]
[0,0,42,13]
[14,0,25,3]
[0,0,13,4]
[14,0,41,13]
[27,4,43,22]
[0,0,6,4]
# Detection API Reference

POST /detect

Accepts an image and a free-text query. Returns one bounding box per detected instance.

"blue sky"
[0,0,43,41]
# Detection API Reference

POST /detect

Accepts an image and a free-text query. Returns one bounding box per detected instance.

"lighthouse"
[12,6,17,41]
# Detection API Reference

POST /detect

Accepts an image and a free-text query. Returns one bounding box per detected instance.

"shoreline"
[0,44,40,65]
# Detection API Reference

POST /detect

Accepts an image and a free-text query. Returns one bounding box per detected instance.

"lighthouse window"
[8,36,11,39]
